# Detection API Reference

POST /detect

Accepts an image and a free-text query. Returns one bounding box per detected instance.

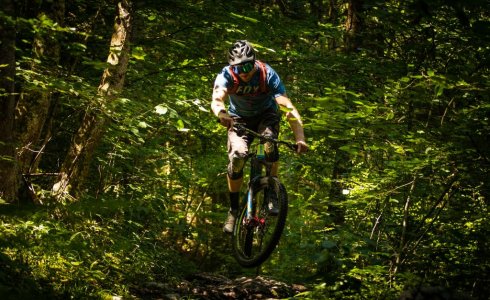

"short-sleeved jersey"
[214,61,286,117]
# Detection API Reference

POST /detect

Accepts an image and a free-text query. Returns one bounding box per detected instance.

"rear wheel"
[232,177,288,267]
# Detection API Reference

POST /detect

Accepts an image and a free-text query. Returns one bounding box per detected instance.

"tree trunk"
[0,0,20,203]
[53,1,132,198]
[344,0,363,52]
[14,1,65,202]
[327,0,339,49]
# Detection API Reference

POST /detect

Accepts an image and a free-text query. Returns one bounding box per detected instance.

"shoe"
[223,210,237,233]
[267,189,279,216]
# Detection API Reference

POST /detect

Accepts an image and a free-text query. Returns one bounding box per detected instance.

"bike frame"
[231,123,296,267]
[245,145,269,221]
[236,124,295,222]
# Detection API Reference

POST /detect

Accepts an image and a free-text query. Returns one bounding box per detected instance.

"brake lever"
[232,123,247,136]
[285,142,298,152]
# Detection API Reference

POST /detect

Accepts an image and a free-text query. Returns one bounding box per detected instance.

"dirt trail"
[133,272,308,299]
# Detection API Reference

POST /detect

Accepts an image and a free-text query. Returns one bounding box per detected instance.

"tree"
[0,0,19,202]
[14,0,66,202]
[344,0,363,51]
[0,1,489,298]
[53,0,133,198]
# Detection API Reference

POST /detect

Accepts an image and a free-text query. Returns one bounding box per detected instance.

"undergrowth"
[0,195,197,299]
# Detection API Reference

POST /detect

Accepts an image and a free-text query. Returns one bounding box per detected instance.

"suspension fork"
[246,186,253,220]
[245,156,263,220]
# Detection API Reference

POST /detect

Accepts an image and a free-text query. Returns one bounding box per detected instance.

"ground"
[132,272,308,299]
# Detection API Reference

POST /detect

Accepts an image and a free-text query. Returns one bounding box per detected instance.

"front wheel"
[232,177,288,267]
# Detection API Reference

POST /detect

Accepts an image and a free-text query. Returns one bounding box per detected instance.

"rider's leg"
[227,175,242,212]
[257,109,281,215]
[258,108,280,175]
[271,162,279,177]
[227,175,243,193]
[224,174,245,233]
[223,125,249,233]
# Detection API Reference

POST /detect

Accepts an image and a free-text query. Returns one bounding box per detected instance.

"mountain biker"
[211,40,308,233]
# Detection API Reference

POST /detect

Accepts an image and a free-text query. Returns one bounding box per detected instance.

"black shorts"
[227,107,281,165]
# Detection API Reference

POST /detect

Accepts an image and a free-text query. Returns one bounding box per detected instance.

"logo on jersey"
[235,85,260,95]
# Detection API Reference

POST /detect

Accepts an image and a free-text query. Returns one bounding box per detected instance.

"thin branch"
[385,178,416,195]
[370,197,388,240]
[440,97,455,126]
[403,173,459,257]
[392,176,417,277]
[23,173,60,176]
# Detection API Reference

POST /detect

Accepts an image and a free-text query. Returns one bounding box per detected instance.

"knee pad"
[228,155,245,179]
[264,141,275,156]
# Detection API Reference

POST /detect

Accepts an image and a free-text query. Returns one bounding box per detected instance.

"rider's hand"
[296,141,308,154]
[218,110,234,129]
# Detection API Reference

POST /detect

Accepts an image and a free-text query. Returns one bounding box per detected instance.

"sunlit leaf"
[155,105,168,115]
[131,46,146,60]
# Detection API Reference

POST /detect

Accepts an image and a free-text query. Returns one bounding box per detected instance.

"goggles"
[233,61,255,74]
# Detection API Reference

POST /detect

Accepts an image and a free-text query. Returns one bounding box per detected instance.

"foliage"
[0,0,489,299]
[0,197,196,298]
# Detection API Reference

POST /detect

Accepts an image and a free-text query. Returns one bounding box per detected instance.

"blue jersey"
[214,62,286,117]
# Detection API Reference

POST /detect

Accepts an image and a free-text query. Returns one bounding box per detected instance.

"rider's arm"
[211,85,233,127]
[275,94,308,153]
[211,86,228,116]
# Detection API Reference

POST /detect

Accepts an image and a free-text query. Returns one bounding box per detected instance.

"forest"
[0,0,489,299]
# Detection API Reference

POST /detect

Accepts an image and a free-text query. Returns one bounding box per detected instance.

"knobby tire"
[232,177,288,268]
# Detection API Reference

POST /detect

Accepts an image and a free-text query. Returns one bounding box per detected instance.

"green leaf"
[230,12,259,23]
[322,239,336,249]
[176,119,189,132]
[131,46,146,61]
[176,119,184,129]
[69,232,83,242]
[279,106,293,112]
[155,105,168,115]
[436,85,444,96]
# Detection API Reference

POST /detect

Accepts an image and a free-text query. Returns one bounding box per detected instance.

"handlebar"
[233,123,298,152]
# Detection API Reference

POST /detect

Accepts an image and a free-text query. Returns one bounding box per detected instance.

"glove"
[218,110,234,129]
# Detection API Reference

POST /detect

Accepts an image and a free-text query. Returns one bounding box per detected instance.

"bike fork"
[246,189,253,219]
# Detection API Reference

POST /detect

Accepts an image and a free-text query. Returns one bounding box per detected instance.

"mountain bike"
[231,123,297,267]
